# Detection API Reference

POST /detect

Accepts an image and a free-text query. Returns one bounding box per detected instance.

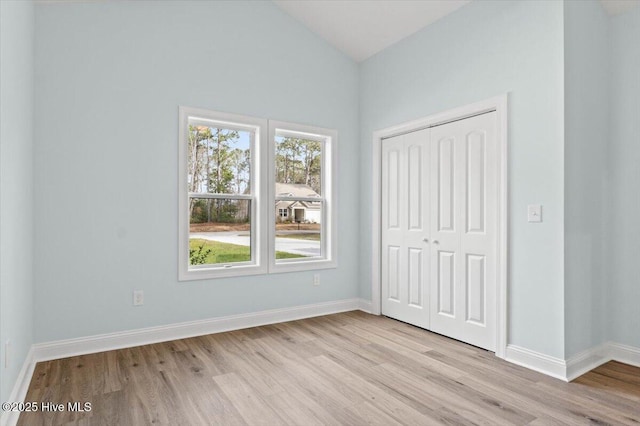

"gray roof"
[275,183,320,198]
[275,183,321,210]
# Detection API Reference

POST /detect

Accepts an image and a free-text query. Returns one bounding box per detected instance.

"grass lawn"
[189,239,305,265]
[275,233,320,241]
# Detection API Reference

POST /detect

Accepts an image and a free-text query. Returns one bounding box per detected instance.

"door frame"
[371,94,508,359]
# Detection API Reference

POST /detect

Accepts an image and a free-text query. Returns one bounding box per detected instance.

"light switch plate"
[528,204,542,223]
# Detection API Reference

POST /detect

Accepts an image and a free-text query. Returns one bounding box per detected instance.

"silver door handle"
[423,238,429,243]
[433,240,439,244]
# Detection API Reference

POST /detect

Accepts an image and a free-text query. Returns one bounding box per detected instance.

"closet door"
[429,112,497,351]
[381,129,430,329]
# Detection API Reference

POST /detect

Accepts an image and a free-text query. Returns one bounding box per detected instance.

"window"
[179,108,336,280]
[179,107,267,280]
[269,121,337,273]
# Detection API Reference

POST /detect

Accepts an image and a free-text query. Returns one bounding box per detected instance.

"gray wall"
[0,0,35,402]
[359,0,566,358]
[563,0,610,358]
[33,1,359,342]
[608,6,640,348]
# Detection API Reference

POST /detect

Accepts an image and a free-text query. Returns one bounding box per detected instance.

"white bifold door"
[381,112,497,351]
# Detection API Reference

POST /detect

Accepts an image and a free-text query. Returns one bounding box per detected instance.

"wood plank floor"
[18,311,640,425]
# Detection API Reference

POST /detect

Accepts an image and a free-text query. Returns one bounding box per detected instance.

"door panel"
[387,149,401,229]
[466,253,486,325]
[437,138,455,232]
[382,135,404,313]
[408,248,423,307]
[430,112,496,351]
[408,144,423,230]
[437,251,456,316]
[387,246,401,301]
[466,132,485,234]
[381,130,430,329]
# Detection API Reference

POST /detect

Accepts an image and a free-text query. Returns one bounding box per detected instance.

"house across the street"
[275,182,321,223]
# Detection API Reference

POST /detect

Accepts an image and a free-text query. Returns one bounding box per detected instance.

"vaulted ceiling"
[273,0,640,62]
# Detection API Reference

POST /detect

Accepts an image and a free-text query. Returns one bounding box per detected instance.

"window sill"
[269,258,337,274]
[179,264,268,281]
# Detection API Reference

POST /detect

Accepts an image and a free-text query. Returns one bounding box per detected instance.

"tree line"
[188,125,250,223]
[187,125,322,224]
[275,137,322,194]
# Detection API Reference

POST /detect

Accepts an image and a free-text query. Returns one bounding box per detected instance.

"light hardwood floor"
[18,311,640,425]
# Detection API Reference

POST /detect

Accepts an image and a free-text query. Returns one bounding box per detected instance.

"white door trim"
[371,94,509,359]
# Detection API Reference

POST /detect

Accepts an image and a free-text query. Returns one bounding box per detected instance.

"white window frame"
[278,208,288,218]
[268,121,338,273]
[179,108,337,280]
[178,106,268,280]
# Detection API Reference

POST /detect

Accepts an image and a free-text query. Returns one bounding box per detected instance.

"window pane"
[275,200,322,260]
[188,122,252,195]
[189,197,252,267]
[275,135,322,195]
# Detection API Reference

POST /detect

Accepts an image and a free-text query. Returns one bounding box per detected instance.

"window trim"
[179,108,337,281]
[178,106,268,280]
[268,121,338,273]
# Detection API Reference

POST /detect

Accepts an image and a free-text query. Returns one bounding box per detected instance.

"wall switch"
[5,340,10,369]
[133,290,144,306]
[313,274,320,286]
[528,204,542,223]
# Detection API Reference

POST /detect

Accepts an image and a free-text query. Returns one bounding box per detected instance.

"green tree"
[189,125,250,223]
[188,125,213,217]
[206,128,239,222]
[275,137,322,194]
[300,140,322,193]
[208,128,238,193]
[276,138,302,184]
[229,147,251,194]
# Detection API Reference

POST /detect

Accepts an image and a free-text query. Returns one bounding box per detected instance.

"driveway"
[190,231,320,257]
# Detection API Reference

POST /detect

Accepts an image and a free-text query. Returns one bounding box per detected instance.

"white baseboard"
[504,344,568,381]
[358,298,373,313]
[0,346,35,426]
[508,341,640,382]
[607,342,640,368]
[33,298,363,362]
[565,341,640,381]
[565,343,609,381]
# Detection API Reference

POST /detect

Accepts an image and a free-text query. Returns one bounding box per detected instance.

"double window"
[178,107,337,280]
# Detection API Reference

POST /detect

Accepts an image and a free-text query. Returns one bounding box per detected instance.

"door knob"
[423,238,429,243]
[433,240,439,244]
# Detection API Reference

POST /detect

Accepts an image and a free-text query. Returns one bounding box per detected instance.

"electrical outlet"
[313,274,320,286]
[133,290,144,306]
[5,340,10,369]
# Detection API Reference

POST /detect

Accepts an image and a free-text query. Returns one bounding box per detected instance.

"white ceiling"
[274,0,640,63]
[272,0,469,62]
